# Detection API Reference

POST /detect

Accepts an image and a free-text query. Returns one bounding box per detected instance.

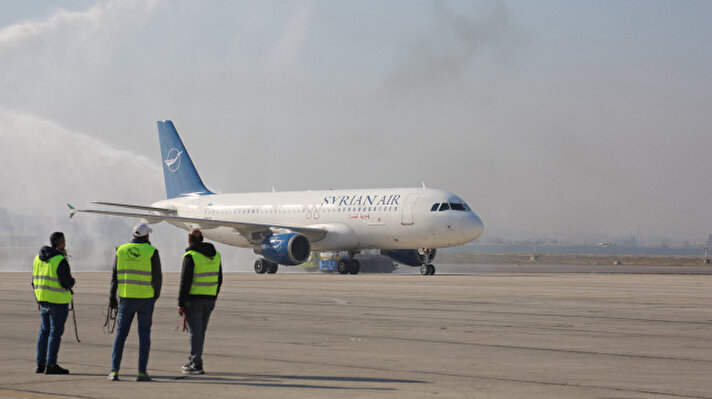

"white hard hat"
[133,223,153,238]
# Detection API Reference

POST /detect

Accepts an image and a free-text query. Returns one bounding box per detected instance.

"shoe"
[108,371,119,381]
[45,364,69,374]
[36,364,45,374]
[181,362,192,373]
[181,363,204,375]
[136,372,151,382]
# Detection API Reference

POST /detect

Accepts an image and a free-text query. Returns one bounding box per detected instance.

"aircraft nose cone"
[469,212,484,241]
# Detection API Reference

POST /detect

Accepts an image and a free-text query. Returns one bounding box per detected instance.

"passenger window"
[439,203,450,211]
[450,203,465,211]
[431,203,439,211]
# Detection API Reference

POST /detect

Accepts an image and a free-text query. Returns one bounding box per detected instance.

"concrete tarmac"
[1,269,711,398]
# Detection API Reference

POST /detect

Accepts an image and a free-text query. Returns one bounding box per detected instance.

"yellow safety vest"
[116,243,156,299]
[33,254,72,304]
[186,250,221,296]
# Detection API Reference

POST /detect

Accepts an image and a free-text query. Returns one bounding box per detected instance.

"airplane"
[69,120,484,275]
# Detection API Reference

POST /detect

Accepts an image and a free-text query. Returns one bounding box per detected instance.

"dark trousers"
[111,298,155,373]
[185,298,216,367]
[37,303,69,366]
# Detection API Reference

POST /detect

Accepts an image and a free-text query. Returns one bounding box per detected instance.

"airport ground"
[1,266,711,398]
[437,250,712,267]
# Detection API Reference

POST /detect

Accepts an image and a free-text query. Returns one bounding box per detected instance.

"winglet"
[67,203,77,219]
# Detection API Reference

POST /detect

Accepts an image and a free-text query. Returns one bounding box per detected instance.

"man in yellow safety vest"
[108,223,162,382]
[178,228,222,375]
[33,232,75,375]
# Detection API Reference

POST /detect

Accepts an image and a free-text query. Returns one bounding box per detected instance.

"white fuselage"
[152,187,483,251]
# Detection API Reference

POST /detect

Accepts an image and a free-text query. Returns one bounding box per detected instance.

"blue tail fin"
[157,120,213,199]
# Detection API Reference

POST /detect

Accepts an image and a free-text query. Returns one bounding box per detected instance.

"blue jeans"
[111,298,155,373]
[185,298,215,367]
[37,303,69,366]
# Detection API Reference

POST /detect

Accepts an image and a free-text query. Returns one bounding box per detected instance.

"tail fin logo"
[164,148,183,173]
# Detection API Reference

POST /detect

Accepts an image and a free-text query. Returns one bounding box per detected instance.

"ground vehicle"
[300,251,397,274]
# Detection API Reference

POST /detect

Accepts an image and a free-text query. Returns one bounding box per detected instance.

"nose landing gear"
[418,248,436,275]
[420,263,436,275]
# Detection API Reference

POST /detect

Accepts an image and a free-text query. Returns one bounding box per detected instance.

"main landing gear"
[337,257,361,275]
[254,258,279,274]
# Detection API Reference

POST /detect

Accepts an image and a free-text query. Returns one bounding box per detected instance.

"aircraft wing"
[67,204,328,245]
[91,201,178,215]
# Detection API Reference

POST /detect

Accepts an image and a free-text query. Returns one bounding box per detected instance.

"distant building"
[613,234,637,247]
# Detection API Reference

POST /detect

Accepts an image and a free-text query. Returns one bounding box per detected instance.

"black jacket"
[110,237,162,301]
[33,246,75,304]
[178,242,222,307]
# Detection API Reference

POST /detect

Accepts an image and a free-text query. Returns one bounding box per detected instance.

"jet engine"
[380,248,436,266]
[254,233,311,265]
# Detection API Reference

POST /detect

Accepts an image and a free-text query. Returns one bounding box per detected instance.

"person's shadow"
[70,371,427,391]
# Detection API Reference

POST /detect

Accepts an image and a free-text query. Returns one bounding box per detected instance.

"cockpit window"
[450,203,465,211]
[438,203,450,211]
[430,203,439,212]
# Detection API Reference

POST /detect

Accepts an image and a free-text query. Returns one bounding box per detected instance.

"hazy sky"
[1,0,711,246]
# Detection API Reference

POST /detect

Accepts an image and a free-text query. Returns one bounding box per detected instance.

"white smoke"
[0,107,162,211]
[0,108,162,269]
[271,1,314,69]
[0,0,162,54]
[386,1,517,94]
[1,1,711,249]
[0,107,255,272]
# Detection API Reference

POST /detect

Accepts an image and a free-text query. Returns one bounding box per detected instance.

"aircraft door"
[401,193,420,225]
[305,205,320,220]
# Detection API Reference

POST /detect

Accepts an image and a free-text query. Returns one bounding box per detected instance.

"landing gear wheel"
[349,259,360,275]
[420,264,436,275]
[254,259,267,274]
[267,262,278,274]
[337,259,351,275]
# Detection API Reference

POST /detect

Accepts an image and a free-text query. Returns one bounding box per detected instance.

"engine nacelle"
[380,249,436,266]
[254,233,311,265]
